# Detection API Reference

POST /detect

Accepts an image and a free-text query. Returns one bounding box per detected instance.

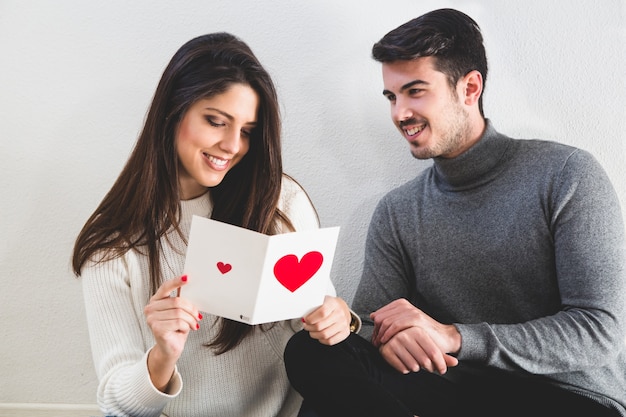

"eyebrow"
[382,79,429,96]
[204,107,257,126]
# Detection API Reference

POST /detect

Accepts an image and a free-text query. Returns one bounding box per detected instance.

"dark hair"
[72,32,293,353]
[372,8,488,115]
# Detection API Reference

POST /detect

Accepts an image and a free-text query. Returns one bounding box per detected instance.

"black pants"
[285,330,619,417]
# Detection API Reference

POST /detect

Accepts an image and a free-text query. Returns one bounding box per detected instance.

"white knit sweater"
[82,176,330,417]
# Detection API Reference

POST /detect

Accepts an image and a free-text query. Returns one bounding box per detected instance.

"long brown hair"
[72,32,293,353]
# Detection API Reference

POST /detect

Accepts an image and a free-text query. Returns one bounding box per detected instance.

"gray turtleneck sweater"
[352,121,626,414]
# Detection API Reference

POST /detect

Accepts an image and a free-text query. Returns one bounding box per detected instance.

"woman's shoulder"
[280,173,306,198]
[278,174,320,231]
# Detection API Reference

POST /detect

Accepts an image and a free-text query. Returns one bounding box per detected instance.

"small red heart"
[273,251,323,292]
[217,262,232,274]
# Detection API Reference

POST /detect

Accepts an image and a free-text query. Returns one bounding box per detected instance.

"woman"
[72,33,354,417]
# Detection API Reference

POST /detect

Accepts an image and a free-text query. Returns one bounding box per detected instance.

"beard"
[410,99,471,160]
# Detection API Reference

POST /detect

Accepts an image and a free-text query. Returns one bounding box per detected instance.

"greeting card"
[181,216,340,324]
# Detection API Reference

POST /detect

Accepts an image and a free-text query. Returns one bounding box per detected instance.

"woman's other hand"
[144,275,202,391]
[302,295,351,346]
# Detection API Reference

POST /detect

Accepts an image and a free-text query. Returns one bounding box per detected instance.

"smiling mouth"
[404,124,426,136]
[203,152,229,167]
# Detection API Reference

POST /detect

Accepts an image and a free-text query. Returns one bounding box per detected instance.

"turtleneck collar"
[432,120,513,191]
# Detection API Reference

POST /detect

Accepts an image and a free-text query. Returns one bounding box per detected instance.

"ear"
[460,70,483,106]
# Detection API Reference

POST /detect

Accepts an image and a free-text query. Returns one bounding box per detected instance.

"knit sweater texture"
[352,121,626,414]
[82,176,327,417]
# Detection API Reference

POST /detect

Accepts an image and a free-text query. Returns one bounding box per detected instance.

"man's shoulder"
[375,174,429,213]
[516,137,578,154]
[513,137,597,170]
[487,121,584,161]
[383,170,429,196]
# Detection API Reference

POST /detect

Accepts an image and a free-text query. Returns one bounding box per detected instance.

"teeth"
[405,125,424,136]
[206,154,228,166]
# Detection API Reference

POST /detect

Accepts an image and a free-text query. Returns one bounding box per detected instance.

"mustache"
[399,118,421,128]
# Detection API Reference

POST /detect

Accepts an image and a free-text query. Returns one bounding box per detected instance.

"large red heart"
[216,261,232,274]
[273,251,323,292]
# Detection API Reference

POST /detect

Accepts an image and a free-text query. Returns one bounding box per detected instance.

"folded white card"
[181,215,340,324]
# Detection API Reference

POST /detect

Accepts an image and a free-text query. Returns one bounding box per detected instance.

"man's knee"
[285,330,315,360]
[284,330,319,387]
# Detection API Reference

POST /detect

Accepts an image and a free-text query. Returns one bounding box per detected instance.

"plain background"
[1,0,624,407]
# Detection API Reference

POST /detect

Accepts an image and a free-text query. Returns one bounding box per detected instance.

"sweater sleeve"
[352,196,413,342]
[457,149,626,374]
[81,255,181,417]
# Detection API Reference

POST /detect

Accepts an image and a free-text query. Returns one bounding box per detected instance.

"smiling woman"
[70,33,353,417]
[176,87,258,200]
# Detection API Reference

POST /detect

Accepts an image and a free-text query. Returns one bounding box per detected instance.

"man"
[285,8,626,417]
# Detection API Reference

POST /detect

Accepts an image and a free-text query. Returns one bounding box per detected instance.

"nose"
[219,128,243,154]
[391,97,412,123]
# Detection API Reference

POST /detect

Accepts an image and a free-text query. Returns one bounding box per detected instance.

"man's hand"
[371,299,460,374]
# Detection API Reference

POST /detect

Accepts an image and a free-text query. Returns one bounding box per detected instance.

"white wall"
[1,0,624,410]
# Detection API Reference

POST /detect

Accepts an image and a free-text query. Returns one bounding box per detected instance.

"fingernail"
[196,323,200,330]
[198,313,203,320]
[181,275,188,282]
[301,318,305,323]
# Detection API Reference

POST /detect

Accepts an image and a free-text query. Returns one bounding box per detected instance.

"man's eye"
[385,95,396,102]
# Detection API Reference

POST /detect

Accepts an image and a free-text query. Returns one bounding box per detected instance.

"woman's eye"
[241,129,252,138]
[205,117,225,127]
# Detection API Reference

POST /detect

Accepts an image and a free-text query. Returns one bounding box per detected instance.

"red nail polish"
[181,275,188,282]
[198,313,203,320]
[301,318,306,323]
[196,323,200,330]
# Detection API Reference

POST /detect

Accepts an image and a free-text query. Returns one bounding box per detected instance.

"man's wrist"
[447,324,462,355]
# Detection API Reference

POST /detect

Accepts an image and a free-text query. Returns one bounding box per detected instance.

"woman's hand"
[144,275,202,391]
[302,295,351,346]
